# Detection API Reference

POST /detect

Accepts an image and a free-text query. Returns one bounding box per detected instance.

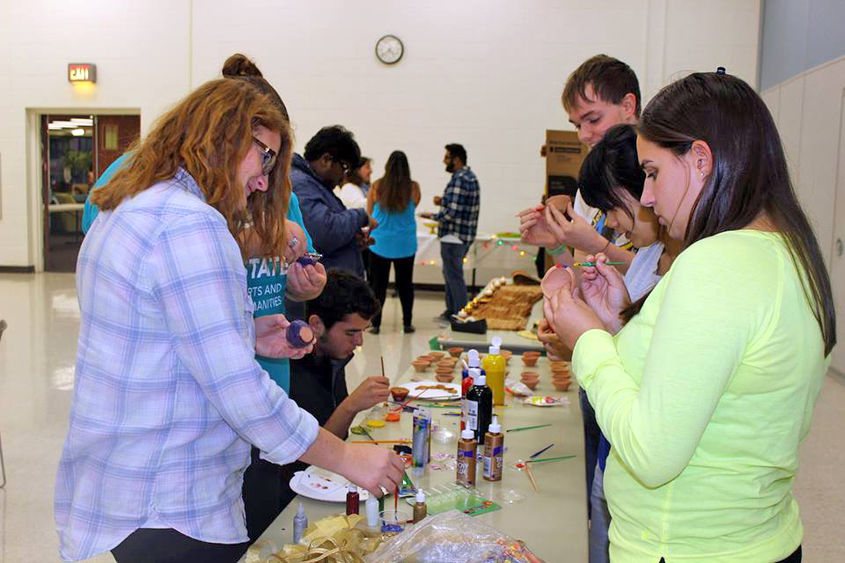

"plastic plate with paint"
[289,467,369,503]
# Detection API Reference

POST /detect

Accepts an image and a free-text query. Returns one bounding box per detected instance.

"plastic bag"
[365,510,542,563]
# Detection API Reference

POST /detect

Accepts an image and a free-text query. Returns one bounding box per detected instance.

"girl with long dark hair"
[545,71,834,562]
[366,150,421,333]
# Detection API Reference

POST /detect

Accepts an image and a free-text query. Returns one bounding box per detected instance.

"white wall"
[0,0,761,269]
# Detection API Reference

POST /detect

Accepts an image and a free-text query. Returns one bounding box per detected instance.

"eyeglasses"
[253,137,278,176]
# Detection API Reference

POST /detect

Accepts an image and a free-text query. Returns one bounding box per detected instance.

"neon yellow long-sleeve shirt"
[572,230,829,562]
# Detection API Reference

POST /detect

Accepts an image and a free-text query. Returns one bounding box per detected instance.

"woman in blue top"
[366,151,421,333]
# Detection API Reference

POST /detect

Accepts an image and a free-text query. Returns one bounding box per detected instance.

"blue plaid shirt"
[55,169,319,560]
[435,167,480,244]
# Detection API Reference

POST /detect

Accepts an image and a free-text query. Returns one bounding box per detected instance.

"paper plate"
[399,380,461,401]
[289,467,369,503]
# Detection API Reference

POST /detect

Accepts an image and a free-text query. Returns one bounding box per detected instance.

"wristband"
[547,244,569,256]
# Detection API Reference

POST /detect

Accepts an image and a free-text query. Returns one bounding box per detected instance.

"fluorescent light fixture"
[71,128,85,136]
[70,118,93,125]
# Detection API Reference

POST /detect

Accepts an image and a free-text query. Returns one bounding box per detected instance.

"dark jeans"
[112,528,249,563]
[440,241,470,314]
[658,545,800,562]
[241,446,297,543]
[369,253,415,328]
[580,388,600,516]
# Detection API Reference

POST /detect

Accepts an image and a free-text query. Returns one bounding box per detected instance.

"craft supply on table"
[572,260,626,267]
[456,428,478,487]
[412,408,431,469]
[292,502,307,543]
[412,488,427,523]
[528,454,576,464]
[345,484,359,515]
[506,423,552,433]
[407,483,501,517]
[286,319,314,348]
[482,415,504,482]
[365,494,379,529]
[289,467,370,503]
[465,369,493,444]
[524,460,539,492]
[523,395,567,407]
[529,443,554,459]
[398,380,461,401]
[482,336,507,405]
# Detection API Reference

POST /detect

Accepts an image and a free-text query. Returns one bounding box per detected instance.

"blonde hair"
[91,79,290,255]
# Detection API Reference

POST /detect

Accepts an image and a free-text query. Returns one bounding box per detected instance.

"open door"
[41,114,139,272]
[830,90,845,375]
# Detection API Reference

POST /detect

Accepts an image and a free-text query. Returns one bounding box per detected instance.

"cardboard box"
[545,130,587,197]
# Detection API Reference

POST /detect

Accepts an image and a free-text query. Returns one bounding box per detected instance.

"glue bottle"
[412,488,427,523]
[483,415,504,481]
[293,502,307,543]
[365,494,379,528]
[482,336,506,406]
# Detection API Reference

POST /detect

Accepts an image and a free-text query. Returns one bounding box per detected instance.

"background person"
[292,126,376,277]
[366,150,421,334]
[544,71,834,562]
[420,143,479,323]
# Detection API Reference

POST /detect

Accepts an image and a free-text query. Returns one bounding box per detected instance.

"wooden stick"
[524,460,539,492]
[348,439,411,444]
[380,356,386,378]
[390,389,428,413]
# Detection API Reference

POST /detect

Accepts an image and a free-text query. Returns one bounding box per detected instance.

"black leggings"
[659,545,801,563]
[112,528,249,563]
[369,253,415,328]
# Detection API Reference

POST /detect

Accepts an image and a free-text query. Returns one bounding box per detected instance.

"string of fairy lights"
[414,234,538,267]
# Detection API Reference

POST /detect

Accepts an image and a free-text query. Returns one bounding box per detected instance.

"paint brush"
[527,454,576,464]
[506,423,551,433]
[524,460,539,492]
[529,443,554,459]
[572,261,626,267]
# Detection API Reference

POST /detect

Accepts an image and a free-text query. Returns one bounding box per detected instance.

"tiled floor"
[0,273,842,562]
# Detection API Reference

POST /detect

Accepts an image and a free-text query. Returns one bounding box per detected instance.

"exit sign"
[68,63,96,83]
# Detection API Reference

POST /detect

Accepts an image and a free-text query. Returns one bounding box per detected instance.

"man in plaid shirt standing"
[422,143,480,323]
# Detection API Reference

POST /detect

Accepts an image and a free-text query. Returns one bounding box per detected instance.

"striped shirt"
[55,169,319,560]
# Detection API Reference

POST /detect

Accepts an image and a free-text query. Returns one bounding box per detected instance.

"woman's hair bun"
[222,53,263,77]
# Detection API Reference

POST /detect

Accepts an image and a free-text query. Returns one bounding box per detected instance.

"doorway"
[40,114,139,272]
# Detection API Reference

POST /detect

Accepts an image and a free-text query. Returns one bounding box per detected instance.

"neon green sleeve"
[572,236,778,488]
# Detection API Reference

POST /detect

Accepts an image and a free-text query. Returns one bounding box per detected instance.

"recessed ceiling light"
[71,128,85,136]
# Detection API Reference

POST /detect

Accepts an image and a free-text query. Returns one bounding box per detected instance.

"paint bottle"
[412,408,430,468]
[482,336,506,406]
[465,371,493,444]
[412,488,427,523]
[456,428,477,487]
[345,484,359,515]
[365,494,379,528]
[483,415,504,481]
[293,502,307,543]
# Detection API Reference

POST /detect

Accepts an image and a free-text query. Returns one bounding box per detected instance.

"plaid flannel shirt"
[55,169,319,560]
[435,167,480,244]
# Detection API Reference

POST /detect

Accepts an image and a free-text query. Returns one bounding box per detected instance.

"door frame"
[26,107,140,272]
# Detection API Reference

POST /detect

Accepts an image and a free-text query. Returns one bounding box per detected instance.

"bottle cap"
[347,484,357,493]
[488,415,501,433]
[468,367,481,379]
[489,336,502,355]
[415,488,426,502]
[296,502,305,517]
[467,349,481,368]
[461,428,475,440]
[475,373,487,386]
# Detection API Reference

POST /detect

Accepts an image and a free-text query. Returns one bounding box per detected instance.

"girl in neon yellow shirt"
[545,71,835,562]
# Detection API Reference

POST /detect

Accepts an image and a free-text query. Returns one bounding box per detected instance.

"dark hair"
[639,72,836,355]
[306,269,380,330]
[562,55,641,118]
[344,156,371,187]
[304,125,361,169]
[221,53,289,121]
[445,143,467,165]
[579,124,644,223]
[376,151,413,212]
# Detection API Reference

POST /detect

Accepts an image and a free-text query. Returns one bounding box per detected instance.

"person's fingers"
[565,267,580,299]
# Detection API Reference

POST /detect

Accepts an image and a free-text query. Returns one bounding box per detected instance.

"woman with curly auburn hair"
[55,79,404,563]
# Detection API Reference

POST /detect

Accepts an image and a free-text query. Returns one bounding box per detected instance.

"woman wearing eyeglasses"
[55,79,405,563]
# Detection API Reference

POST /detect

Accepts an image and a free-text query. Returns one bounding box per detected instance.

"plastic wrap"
[365,510,542,563]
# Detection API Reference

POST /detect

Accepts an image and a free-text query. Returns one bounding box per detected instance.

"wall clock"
[375,34,404,65]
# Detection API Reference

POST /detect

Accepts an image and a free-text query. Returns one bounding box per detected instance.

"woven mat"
[470,285,543,331]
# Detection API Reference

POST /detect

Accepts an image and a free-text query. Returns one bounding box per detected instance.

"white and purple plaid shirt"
[55,170,319,560]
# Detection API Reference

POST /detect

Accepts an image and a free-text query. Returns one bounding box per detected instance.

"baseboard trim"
[0,265,36,273]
